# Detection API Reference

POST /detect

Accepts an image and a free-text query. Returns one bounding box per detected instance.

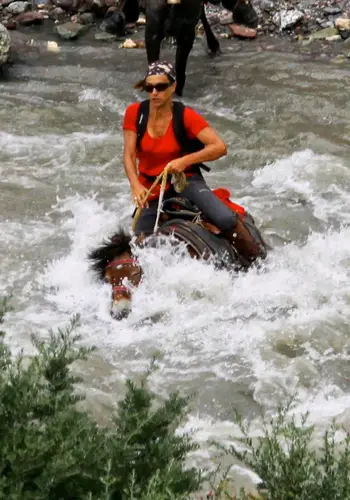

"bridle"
[106,257,142,298]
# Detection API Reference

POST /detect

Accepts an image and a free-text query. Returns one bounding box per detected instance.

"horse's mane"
[87,229,132,281]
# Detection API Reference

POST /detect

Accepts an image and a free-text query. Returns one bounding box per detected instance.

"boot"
[224,217,266,266]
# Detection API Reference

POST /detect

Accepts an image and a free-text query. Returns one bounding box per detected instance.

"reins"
[132,168,188,233]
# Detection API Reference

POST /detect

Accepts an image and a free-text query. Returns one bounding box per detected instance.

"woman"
[122,60,264,263]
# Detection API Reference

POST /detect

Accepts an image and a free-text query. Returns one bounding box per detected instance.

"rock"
[15,11,45,25]
[119,37,144,48]
[335,18,350,31]
[228,23,257,38]
[47,40,60,52]
[78,12,95,24]
[339,29,350,40]
[136,14,145,25]
[101,10,125,36]
[4,20,17,29]
[94,31,116,41]
[0,22,10,65]
[310,27,338,39]
[218,9,232,25]
[325,34,341,41]
[5,0,30,14]
[331,54,346,63]
[272,9,304,30]
[53,0,77,11]
[323,6,341,16]
[55,21,87,39]
[260,0,274,12]
[316,18,333,29]
[49,6,65,18]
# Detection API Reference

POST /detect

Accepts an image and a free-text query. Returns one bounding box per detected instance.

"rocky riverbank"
[1,0,350,67]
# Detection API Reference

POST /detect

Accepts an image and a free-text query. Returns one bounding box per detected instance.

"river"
[1,33,350,490]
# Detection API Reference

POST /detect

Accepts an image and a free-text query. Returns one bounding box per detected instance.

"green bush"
[0,297,200,500]
[2,297,350,500]
[212,403,350,500]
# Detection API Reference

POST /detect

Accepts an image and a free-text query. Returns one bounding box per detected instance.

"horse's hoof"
[208,48,222,58]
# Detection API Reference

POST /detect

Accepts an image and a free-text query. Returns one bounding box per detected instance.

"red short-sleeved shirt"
[123,102,209,177]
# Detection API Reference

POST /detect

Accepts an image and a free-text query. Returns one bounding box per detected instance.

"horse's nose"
[110,298,132,320]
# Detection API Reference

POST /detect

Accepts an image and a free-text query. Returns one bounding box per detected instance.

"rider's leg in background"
[181,173,266,265]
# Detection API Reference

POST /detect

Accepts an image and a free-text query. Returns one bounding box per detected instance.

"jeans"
[134,173,237,235]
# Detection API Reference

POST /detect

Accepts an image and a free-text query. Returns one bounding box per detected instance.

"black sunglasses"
[143,82,172,93]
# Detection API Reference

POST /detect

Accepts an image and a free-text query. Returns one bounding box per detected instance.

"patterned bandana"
[134,60,176,89]
[145,61,176,82]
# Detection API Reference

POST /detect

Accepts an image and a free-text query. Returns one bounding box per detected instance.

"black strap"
[135,100,210,173]
[136,100,149,152]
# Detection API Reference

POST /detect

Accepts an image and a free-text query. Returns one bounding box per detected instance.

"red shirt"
[123,102,209,177]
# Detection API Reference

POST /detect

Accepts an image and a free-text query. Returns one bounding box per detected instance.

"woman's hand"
[131,182,149,208]
[165,158,187,174]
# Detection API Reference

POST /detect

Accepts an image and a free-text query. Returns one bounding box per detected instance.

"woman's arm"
[123,129,139,186]
[182,126,227,167]
[166,126,227,173]
[123,129,148,207]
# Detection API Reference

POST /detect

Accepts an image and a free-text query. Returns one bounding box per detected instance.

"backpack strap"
[172,101,210,172]
[136,100,149,152]
[135,99,210,173]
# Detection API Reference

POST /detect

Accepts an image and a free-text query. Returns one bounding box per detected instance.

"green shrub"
[0,298,200,500]
[212,402,350,500]
[3,297,350,500]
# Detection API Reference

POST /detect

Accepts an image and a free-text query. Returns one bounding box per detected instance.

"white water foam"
[2,148,350,480]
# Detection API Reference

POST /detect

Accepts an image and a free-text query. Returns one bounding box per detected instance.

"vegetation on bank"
[1,296,350,500]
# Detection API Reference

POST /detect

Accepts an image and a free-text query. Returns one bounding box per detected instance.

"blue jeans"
[134,173,237,235]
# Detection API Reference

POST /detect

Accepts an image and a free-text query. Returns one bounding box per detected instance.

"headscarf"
[134,60,176,89]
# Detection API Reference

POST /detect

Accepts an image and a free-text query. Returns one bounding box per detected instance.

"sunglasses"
[143,82,172,93]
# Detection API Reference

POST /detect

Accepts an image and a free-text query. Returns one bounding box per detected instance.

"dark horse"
[88,194,267,319]
[144,0,259,96]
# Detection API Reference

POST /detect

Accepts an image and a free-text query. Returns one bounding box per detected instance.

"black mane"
[87,229,132,281]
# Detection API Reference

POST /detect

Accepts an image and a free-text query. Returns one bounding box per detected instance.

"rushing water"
[1,33,350,488]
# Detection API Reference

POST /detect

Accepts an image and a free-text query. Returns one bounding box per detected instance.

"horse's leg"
[122,0,140,24]
[174,18,198,96]
[200,2,220,55]
[145,0,168,62]
[222,0,258,28]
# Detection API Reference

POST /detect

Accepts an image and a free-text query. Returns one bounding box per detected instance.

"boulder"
[335,18,350,31]
[5,0,30,14]
[0,22,10,66]
[272,9,304,30]
[15,11,45,25]
[310,27,338,40]
[228,23,257,38]
[55,21,88,39]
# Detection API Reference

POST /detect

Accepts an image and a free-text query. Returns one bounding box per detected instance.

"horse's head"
[88,230,142,320]
[222,0,258,28]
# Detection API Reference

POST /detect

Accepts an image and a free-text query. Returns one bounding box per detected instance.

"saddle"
[159,196,238,267]
[159,195,268,266]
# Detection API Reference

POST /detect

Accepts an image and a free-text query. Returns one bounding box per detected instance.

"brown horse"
[88,196,267,319]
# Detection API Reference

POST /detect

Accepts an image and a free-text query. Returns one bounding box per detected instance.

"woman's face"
[144,74,176,107]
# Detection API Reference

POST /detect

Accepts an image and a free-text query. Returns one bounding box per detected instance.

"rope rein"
[132,169,188,232]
